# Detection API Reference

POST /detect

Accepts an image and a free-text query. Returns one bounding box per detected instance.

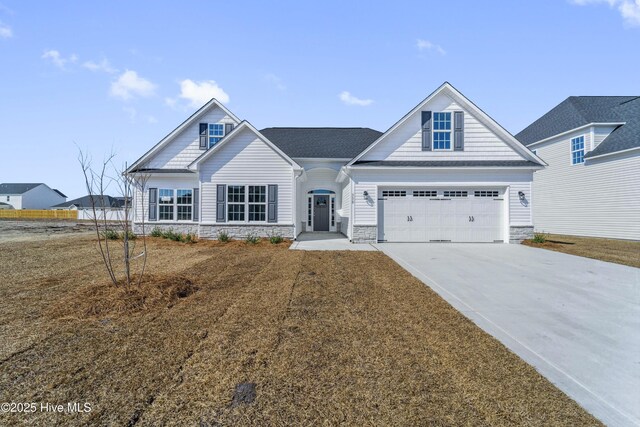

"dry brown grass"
[0,235,601,426]
[523,233,640,268]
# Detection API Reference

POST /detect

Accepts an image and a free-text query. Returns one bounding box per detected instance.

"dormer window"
[571,135,585,165]
[433,112,452,150]
[209,123,225,147]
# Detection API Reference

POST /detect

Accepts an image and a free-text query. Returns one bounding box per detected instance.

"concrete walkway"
[290,233,377,251]
[375,243,640,427]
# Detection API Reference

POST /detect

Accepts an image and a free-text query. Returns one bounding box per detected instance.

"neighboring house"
[516,96,640,240]
[51,195,130,221]
[127,82,545,243]
[0,183,67,209]
[50,195,127,210]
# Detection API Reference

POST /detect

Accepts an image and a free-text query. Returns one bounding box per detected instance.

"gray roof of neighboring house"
[51,195,126,209]
[352,160,541,167]
[53,189,67,198]
[515,96,640,158]
[0,183,43,194]
[260,127,383,159]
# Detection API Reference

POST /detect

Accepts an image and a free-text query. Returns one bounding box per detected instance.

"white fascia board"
[127,98,241,173]
[585,146,640,160]
[526,122,626,148]
[347,165,545,171]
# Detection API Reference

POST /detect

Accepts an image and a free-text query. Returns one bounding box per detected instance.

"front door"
[313,195,329,231]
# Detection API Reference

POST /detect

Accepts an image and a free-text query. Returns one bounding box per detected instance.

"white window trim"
[226,184,268,224]
[157,188,193,222]
[570,135,585,166]
[432,111,453,151]
[208,123,226,148]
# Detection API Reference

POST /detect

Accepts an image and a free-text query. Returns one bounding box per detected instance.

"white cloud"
[83,58,117,74]
[123,106,157,124]
[264,73,286,90]
[416,39,446,55]
[110,70,157,100]
[339,91,373,106]
[174,79,230,107]
[571,0,640,26]
[41,50,78,69]
[0,22,12,39]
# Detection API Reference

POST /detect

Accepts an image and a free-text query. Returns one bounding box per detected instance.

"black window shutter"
[148,188,157,221]
[193,188,199,222]
[199,123,208,149]
[224,123,234,137]
[454,111,464,151]
[216,184,226,222]
[421,111,432,151]
[267,184,278,223]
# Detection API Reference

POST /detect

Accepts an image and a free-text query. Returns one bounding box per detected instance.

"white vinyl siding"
[532,131,640,240]
[360,94,524,161]
[593,125,618,150]
[350,168,533,228]
[199,128,294,224]
[145,106,239,169]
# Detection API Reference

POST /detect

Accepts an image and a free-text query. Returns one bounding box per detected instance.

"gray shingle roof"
[0,183,43,194]
[260,127,382,159]
[515,96,640,158]
[352,160,541,167]
[53,189,67,198]
[128,168,196,174]
[51,195,125,209]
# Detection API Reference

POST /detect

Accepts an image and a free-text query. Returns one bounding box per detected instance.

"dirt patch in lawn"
[0,235,601,426]
[524,233,640,268]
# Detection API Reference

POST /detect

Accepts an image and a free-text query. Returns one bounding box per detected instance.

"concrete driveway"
[375,243,640,427]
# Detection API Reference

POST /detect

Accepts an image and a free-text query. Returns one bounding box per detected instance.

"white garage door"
[378,189,504,243]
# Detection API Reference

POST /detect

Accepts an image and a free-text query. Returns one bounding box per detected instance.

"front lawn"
[523,233,640,268]
[0,236,600,426]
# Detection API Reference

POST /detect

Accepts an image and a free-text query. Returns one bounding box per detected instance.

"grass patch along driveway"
[523,233,640,268]
[0,236,600,426]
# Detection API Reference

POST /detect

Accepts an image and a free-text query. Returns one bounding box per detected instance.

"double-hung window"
[209,123,224,147]
[158,189,193,221]
[176,189,193,220]
[433,112,452,150]
[158,189,175,220]
[227,186,245,221]
[227,185,267,222]
[248,186,266,222]
[571,135,585,165]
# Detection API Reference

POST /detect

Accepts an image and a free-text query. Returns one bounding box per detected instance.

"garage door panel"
[380,189,504,243]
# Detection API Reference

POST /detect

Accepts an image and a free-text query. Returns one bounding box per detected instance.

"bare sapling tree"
[78,148,151,288]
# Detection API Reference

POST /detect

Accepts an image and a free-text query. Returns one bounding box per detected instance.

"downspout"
[292,169,304,239]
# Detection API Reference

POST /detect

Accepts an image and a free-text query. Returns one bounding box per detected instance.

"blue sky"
[0,0,638,199]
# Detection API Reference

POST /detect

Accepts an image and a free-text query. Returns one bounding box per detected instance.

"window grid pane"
[228,204,245,221]
[433,132,451,150]
[571,136,585,164]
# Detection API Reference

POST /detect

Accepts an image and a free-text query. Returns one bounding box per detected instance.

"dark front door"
[313,195,329,231]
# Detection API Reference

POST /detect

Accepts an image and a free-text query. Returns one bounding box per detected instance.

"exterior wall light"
[363,191,369,198]
[518,191,525,201]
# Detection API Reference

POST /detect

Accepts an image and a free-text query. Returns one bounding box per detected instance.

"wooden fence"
[0,210,78,219]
